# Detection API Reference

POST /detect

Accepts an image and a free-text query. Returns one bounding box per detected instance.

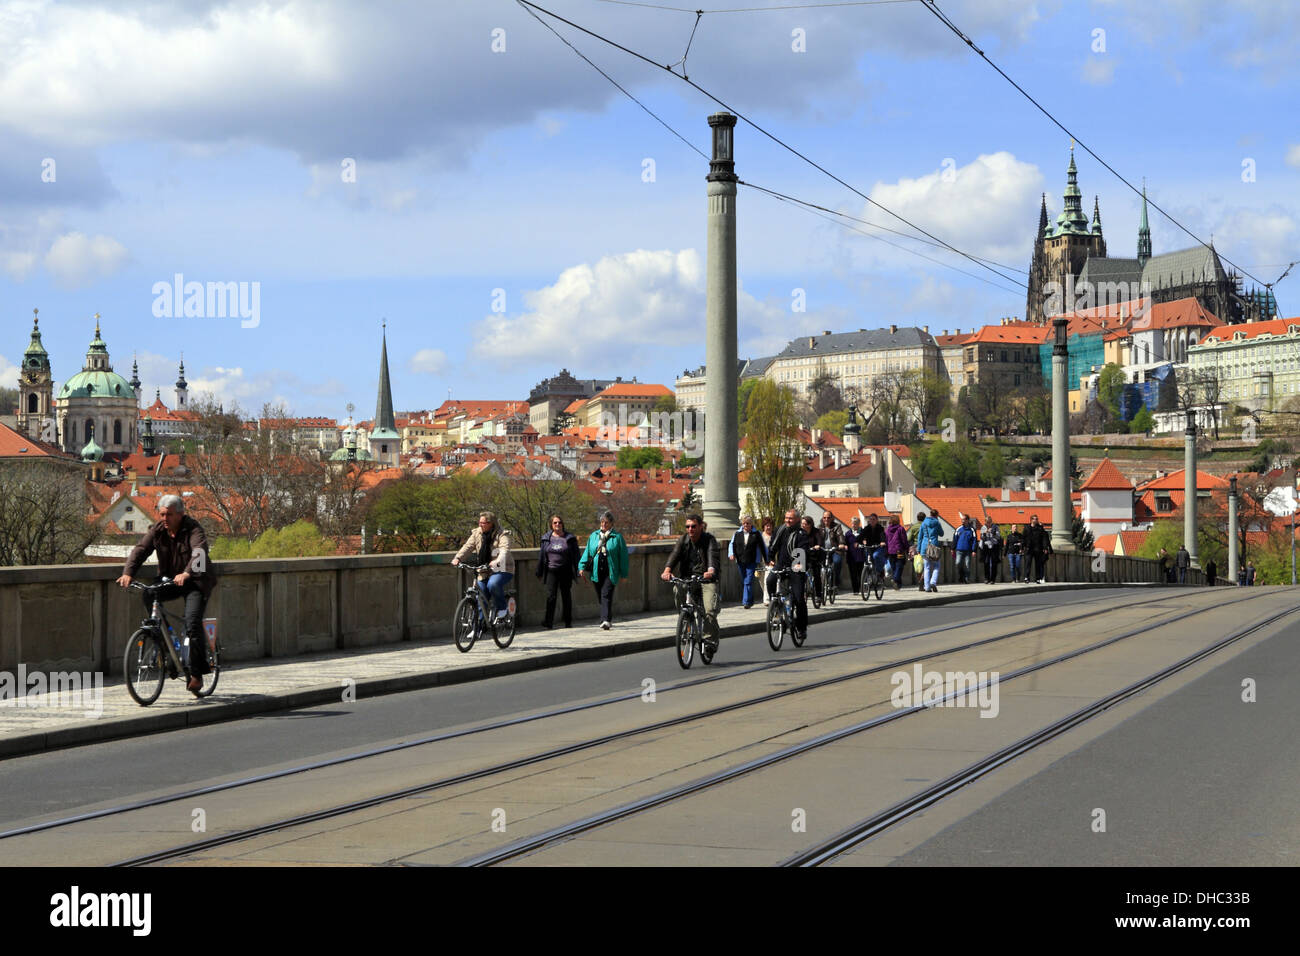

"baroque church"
[15,310,188,461]
[1025,151,1277,326]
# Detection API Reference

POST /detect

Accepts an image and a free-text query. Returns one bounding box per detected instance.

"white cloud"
[1213,207,1299,273]
[43,231,129,288]
[409,349,447,376]
[0,353,19,394]
[471,248,792,365]
[1286,144,1300,168]
[0,1,1054,162]
[1081,56,1117,85]
[863,152,1044,268]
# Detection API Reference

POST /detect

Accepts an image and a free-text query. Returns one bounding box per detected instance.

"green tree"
[905,369,951,432]
[239,520,335,558]
[978,444,1007,487]
[616,446,665,470]
[813,410,848,439]
[742,380,805,522]
[0,461,106,565]
[737,378,762,429]
[1097,363,1126,422]
[492,478,596,547]
[1070,516,1094,553]
[0,387,17,415]
[914,439,981,486]
[1130,406,1155,435]
[367,477,441,551]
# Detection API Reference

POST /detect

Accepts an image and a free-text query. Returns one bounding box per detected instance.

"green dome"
[330,444,374,462]
[80,435,104,462]
[60,369,136,400]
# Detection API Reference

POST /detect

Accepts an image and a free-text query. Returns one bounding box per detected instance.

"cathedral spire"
[368,322,400,463]
[1091,195,1103,235]
[1137,178,1152,265]
[1038,193,1049,238]
[1052,148,1090,236]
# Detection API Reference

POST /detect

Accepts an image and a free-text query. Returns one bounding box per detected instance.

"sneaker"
[496,609,509,622]
[743,603,752,610]
[1037,579,1045,585]
[601,621,611,630]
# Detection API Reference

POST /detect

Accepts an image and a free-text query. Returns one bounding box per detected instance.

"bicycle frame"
[131,582,191,675]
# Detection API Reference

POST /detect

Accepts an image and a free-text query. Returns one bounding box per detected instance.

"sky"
[2,0,1297,422]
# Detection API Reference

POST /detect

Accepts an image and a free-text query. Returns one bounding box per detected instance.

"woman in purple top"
[884,515,909,590]
[536,514,580,628]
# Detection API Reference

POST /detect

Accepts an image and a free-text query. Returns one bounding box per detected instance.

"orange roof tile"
[1079,457,1134,492]
[1202,316,1300,344]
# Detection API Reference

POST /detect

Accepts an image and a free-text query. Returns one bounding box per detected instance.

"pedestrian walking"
[1158,547,1173,584]
[980,519,1002,583]
[918,509,945,593]
[884,514,908,590]
[1175,544,1190,584]
[1205,558,1217,586]
[1005,524,1024,583]
[535,514,579,628]
[728,514,767,609]
[1246,562,1256,586]
[578,510,629,629]
[1023,515,1052,583]
[953,516,976,584]
[759,516,775,605]
[844,517,866,595]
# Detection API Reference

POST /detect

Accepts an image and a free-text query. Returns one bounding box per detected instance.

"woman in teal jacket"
[578,510,630,629]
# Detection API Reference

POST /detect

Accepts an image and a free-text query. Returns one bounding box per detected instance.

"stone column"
[1050,317,1075,551]
[1228,476,1239,585]
[1184,410,1199,568]
[703,112,740,537]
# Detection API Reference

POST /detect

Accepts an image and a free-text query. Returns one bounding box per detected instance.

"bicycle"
[820,550,837,606]
[452,565,517,652]
[862,548,887,601]
[123,579,221,706]
[765,569,794,651]
[669,575,716,669]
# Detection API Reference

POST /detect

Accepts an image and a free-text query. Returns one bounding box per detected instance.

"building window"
[124,521,134,532]
[1157,497,1173,513]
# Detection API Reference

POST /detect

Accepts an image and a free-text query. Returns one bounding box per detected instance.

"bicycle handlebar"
[668,575,705,586]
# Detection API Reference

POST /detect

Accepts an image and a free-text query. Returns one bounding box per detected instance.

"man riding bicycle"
[766,509,811,643]
[661,513,721,648]
[451,511,514,621]
[859,512,888,583]
[116,494,217,695]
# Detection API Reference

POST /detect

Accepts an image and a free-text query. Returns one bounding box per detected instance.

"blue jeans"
[955,550,973,582]
[738,561,758,604]
[1009,554,1022,581]
[924,557,941,590]
[477,572,513,613]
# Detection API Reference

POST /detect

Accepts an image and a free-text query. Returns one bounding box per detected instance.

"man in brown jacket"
[117,494,217,694]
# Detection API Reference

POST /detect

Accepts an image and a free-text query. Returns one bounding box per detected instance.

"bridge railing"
[0,544,1201,675]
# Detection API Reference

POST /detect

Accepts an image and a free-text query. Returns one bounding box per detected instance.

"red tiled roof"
[1202,316,1300,344]
[809,497,900,526]
[1137,469,1230,491]
[590,383,673,400]
[803,453,875,481]
[964,325,1051,345]
[1079,456,1134,492]
[0,422,65,458]
[1127,297,1223,332]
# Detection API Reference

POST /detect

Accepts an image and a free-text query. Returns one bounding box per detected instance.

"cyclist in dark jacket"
[118,494,217,694]
[662,513,721,642]
[767,510,812,640]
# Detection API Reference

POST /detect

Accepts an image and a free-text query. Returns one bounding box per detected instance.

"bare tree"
[0,462,106,566]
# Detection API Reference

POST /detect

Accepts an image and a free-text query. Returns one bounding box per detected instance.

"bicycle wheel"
[810,576,822,609]
[196,635,221,697]
[826,569,836,605]
[873,571,885,600]
[790,612,806,648]
[493,604,516,649]
[766,601,784,651]
[453,596,479,652]
[124,627,166,706]
[676,610,694,669]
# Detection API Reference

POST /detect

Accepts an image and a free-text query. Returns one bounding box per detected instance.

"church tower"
[1137,181,1152,266]
[17,308,55,442]
[1025,194,1050,327]
[1027,149,1107,322]
[368,323,400,465]
[175,357,189,409]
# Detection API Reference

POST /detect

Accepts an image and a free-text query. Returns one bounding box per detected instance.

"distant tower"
[141,415,155,456]
[368,323,400,465]
[1026,149,1107,323]
[1137,179,1152,266]
[130,354,142,404]
[1025,194,1050,325]
[17,308,54,442]
[175,356,188,409]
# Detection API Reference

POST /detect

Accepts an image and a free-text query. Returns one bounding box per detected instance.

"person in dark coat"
[1205,558,1217,586]
[884,514,908,590]
[980,520,1002,583]
[536,514,579,628]
[1023,515,1052,583]
[728,514,768,609]
[767,510,812,641]
[117,493,218,695]
[1246,562,1256,586]
[1005,524,1025,583]
[1175,544,1190,584]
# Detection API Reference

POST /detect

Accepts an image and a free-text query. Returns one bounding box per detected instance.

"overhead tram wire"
[918,0,1268,290]
[518,1,1027,292]
[516,0,1024,290]
[594,1,919,12]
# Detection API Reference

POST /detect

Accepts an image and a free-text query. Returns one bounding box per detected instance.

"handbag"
[925,543,941,561]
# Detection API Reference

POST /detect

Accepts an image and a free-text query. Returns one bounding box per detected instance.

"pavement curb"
[0,581,1157,759]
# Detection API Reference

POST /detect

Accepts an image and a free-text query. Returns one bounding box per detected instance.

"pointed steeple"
[1051,147,1091,236]
[1038,193,1049,238]
[1091,195,1103,235]
[24,308,49,366]
[369,322,399,461]
[1137,178,1152,265]
[129,353,142,400]
[175,354,188,408]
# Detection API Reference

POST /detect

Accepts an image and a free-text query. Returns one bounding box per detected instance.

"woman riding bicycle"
[451,512,514,622]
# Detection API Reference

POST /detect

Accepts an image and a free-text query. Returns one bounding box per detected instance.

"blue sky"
[2,0,1297,421]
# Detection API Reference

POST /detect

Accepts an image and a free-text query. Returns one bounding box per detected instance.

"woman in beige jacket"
[452,511,514,621]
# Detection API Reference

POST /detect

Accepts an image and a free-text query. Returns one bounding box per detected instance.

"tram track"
[79,590,1257,867]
